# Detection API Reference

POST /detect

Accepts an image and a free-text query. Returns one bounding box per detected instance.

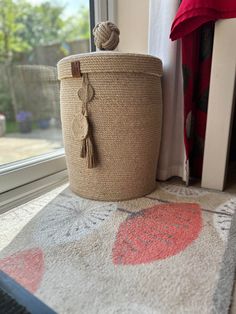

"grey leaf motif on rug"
[33,192,117,247]
[214,198,236,242]
[159,183,208,197]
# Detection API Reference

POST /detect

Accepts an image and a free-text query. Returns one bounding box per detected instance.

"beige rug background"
[0,180,236,314]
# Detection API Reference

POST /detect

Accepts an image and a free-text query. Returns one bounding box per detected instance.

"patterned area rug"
[0,181,236,314]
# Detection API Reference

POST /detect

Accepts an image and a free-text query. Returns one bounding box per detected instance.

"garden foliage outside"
[0,0,90,132]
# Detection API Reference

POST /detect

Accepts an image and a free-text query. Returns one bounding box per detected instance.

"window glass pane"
[0,0,90,165]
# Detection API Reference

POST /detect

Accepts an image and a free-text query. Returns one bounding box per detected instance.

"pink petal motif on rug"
[113,203,202,265]
[0,248,44,293]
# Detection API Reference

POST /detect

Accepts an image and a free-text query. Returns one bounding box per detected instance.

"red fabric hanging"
[170,0,236,180]
[171,0,236,40]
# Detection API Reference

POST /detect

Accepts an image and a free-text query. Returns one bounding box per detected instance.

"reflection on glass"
[0,0,90,165]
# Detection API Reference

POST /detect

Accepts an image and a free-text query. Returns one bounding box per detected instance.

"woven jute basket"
[57,51,163,201]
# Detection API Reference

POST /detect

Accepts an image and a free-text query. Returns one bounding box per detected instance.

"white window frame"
[94,0,117,26]
[0,0,116,207]
[0,149,66,193]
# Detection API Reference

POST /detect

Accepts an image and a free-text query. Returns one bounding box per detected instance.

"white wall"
[201,18,236,190]
[116,0,149,53]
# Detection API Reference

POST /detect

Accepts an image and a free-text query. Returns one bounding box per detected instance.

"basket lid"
[57,52,163,80]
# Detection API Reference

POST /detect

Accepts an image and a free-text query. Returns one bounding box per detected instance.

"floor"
[0,179,236,313]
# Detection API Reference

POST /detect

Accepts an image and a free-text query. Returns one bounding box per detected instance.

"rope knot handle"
[93,21,120,51]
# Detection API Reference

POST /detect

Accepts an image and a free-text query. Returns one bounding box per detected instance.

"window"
[0,0,116,197]
[0,0,118,196]
[0,0,91,161]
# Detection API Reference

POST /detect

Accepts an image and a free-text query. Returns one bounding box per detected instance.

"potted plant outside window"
[16,111,32,133]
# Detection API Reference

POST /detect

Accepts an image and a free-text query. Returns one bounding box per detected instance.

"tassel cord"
[79,73,95,168]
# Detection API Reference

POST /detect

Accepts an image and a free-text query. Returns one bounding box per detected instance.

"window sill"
[0,170,68,214]
[0,149,67,194]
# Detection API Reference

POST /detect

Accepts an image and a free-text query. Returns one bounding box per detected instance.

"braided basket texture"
[58,52,163,201]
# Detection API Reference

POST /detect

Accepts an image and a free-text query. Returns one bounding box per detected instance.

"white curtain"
[148,0,186,181]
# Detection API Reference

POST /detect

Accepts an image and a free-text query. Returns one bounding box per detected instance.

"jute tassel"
[80,133,95,168]
[80,138,86,158]
[86,136,95,168]
[78,73,95,168]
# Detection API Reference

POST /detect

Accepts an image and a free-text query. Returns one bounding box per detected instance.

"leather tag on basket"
[71,61,81,77]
